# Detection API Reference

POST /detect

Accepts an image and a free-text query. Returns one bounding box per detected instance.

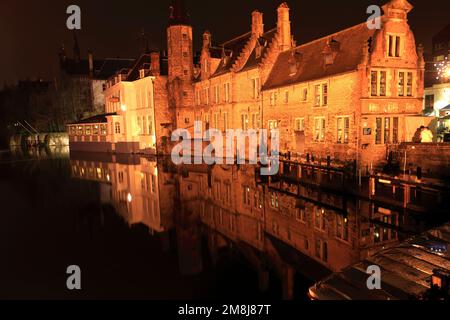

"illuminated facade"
[68,0,426,168]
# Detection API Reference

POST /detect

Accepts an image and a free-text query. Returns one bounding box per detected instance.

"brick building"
[68,0,426,169]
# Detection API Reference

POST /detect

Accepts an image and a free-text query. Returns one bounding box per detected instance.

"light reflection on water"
[0,148,448,299]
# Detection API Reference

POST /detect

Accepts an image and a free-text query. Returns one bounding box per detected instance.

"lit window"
[268,120,278,130]
[214,85,220,104]
[270,92,278,106]
[223,113,228,131]
[371,70,387,96]
[241,114,249,130]
[314,117,326,142]
[223,83,231,102]
[388,35,401,57]
[336,117,350,144]
[302,88,308,101]
[252,78,260,99]
[398,71,413,97]
[115,122,121,134]
[375,118,382,145]
[314,83,328,106]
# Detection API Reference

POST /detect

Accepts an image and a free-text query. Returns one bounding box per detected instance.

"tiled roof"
[263,22,376,90]
[96,58,135,80]
[68,112,117,125]
[125,53,169,82]
[62,58,135,80]
[126,54,151,81]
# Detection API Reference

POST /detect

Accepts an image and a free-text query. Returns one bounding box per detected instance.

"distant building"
[424,23,450,118]
[58,34,135,117]
[68,0,427,169]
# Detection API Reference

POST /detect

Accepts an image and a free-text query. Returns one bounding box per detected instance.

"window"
[268,120,278,130]
[100,124,107,135]
[251,113,260,129]
[224,83,231,102]
[195,90,201,106]
[148,116,154,135]
[85,125,91,135]
[336,117,350,144]
[398,71,413,97]
[139,69,145,79]
[407,72,413,96]
[284,91,289,104]
[241,114,249,130]
[252,78,260,99]
[314,84,328,106]
[213,113,219,129]
[270,92,278,106]
[69,126,76,135]
[314,117,326,142]
[375,118,382,145]
[270,192,279,209]
[371,70,387,96]
[302,88,308,101]
[223,113,228,131]
[314,208,326,231]
[204,88,209,105]
[142,117,147,135]
[384,117,390,144]
[214,85,219,104]
[115,122,121,134]
[425,95,435,110]
[294,118,305,132]
[388,35,401,57]
[137,117,142,135]
[336,215,349,241]
[296,208,306,223]
[393,117,399,144]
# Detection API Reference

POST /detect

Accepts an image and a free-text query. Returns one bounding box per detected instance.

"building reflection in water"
[69,153,448,299]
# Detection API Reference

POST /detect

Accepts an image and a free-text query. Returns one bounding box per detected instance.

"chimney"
[88,51,94,77]
[150,52,161,75]
[252,10,264,37]
[277,3,291,51]
[203,30,211,49]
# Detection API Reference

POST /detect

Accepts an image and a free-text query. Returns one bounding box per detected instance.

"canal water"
[0,147,448,300]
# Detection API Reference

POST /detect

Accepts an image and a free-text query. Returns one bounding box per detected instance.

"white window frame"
[314,117,326,142]
[294,118,305,132]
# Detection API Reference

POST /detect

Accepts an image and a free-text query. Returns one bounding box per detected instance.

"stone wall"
[398,142,450,178]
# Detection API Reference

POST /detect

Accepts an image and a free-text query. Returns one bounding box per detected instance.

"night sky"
[1,0,449,87]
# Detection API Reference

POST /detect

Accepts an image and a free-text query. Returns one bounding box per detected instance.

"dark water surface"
[0,147,448,300]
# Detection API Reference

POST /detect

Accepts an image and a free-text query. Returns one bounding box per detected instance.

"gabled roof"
[263,22,376,90]
[241,28,277,71]
[211,32,252,77]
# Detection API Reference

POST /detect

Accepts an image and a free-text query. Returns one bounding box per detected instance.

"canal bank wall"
[9,133,69,148]
[398,143,450,178]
